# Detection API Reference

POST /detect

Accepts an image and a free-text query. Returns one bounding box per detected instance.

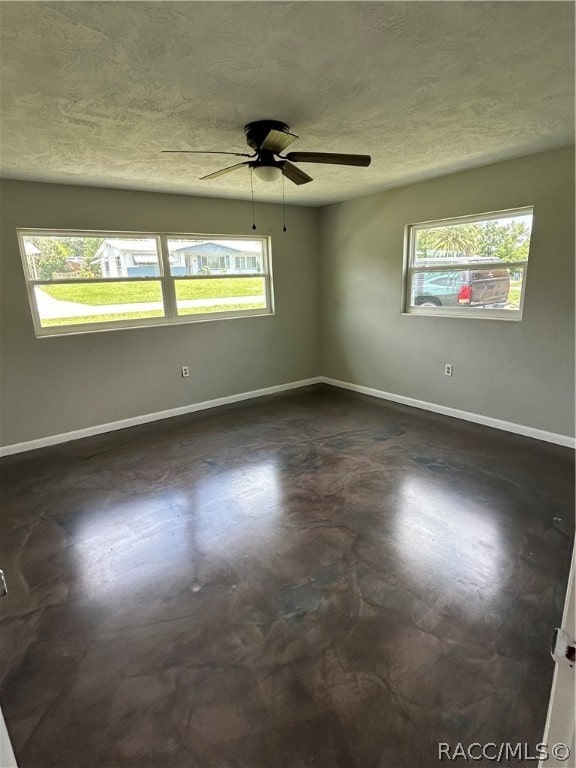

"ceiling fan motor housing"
[250,152,281,170]
[244,120,290,151]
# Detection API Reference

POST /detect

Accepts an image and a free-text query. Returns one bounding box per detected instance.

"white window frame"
[401,207,533,321]
[17,229,274,337]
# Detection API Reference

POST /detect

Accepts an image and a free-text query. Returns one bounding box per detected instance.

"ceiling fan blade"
[261,129,299,153]
[162,150,254,157]
[286,152,371,167]
[280,161,313,186]
[199,162,250,180]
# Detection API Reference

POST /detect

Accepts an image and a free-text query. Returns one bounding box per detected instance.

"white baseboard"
[0,377,323,457]
[321,376,576,448]
[2,375,573,456]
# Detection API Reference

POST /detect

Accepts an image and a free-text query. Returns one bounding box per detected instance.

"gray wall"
[1,146,574,448]
[320,146,575,438]
[0,180,320,446]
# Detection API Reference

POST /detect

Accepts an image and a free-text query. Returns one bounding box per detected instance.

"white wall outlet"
[444,363,453,377]
[181,365,190,378]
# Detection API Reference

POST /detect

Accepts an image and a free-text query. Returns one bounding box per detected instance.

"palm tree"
[426,224,479,257]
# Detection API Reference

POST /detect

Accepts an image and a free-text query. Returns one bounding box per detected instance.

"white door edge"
[539,540,575,768]
[0,707,18,768]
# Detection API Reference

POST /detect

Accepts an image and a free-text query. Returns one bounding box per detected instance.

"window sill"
[34,308,275,338]
[401,308,523,321]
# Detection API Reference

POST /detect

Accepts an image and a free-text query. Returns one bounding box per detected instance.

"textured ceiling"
[0,1,574,206]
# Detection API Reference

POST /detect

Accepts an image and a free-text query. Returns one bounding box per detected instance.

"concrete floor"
[0,385,573,768]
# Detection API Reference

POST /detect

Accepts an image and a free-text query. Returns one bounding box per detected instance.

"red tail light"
[458,284,472,304]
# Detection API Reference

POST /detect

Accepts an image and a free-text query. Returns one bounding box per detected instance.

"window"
[235,255,259,272]
[403,207,533,320]
[197,254,229,272]
[17,231,273,336]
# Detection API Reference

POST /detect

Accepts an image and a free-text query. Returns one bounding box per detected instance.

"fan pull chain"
[250,168,256,230]
[282,173,287,232]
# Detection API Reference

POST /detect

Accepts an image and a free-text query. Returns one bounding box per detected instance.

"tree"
[28,237,72,279]
[415,229,438,257]
[416,218,531,262]
[417,224,479,258]
[65,237,104,277]
[475,221,530,262]
[26,236,104,279]
[428,224,479,257]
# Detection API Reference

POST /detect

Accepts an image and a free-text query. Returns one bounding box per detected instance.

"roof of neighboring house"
[101,239,158,252]
[93,238,158,263]
[94,239,262,261]
[173,242,242,256]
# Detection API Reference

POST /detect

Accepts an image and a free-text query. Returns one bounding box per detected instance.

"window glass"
[166,238,264,276]
[22,236,161,280]
[175,277,267,316]
[404,209,533,319]
[34,282,164,328]
[18,231,273,336]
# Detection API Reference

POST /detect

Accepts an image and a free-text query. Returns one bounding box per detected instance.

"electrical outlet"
[444,363,453,377]
[181,365,190,378]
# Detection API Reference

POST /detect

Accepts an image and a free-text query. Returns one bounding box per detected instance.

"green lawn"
[177,301,265,316]
[42,310,164,327]
[176,278,263,300]
[41,278,264,305]
[41,303,265,328]
[507,280,522,309]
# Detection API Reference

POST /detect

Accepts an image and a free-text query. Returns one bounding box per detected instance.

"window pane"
[410,266,524,311]
[175,277,267,316]
[414,213,533,265]
[406,209,533,318]
[34,281,165,328]
[22,236,161,280]
[167,238,264,276]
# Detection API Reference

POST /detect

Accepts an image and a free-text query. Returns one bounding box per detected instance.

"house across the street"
[95,238,263,277]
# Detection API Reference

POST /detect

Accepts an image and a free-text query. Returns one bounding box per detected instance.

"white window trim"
[401,206,533,321]
[17,229,274,337]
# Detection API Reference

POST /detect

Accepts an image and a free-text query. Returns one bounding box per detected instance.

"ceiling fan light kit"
[252,165,282,182]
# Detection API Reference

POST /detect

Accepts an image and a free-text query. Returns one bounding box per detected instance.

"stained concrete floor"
[0,385,574,768]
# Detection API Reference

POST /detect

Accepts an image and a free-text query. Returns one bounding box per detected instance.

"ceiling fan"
[162,120,371,185]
